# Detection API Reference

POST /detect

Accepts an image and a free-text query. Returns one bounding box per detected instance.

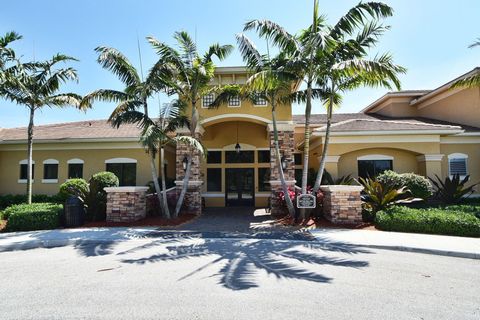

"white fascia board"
[312,129,464,136]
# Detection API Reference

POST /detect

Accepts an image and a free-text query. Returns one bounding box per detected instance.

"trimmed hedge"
[4,203,63,232]
[58,178,89,202]
[376,205,480,237]
[0,194,62,211]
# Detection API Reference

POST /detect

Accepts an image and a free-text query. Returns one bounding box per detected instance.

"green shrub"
[4,203,63,232]
[58,178,89,202]
[0,194,62,211]
[429,174,478,204]
[87,172,119,221]
[375,206,480,237]
[377,170,432,199]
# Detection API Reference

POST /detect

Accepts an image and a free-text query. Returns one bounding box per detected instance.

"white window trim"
[448,153,468,178]
[357,154,394,161]
[201,93,215,108]
[42,179,59,184]
[43,159,59,165]
[19,159,35,165]
[105,158,137,164]
[18,179,34,184]
[67,158,84,164]
[227,96,242,108]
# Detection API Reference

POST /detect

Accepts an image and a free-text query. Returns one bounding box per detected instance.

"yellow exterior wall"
[416,88,480,128]
[0,147,155,195]
[337,148,419,178]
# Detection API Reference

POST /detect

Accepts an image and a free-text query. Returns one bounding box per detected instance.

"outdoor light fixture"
[281,156,288,170]
[235,121,241,154]
[182,156,188,171]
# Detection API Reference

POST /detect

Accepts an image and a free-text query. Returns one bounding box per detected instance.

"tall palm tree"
[111,99,193,219]
[1,50,81,204]
[147,31,233,218]
[243,1,400,214]
[80,46,175,217]
[452,38,480,88]
[234,33,296,217]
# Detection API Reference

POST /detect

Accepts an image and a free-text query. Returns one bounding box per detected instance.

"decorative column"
[104,186,149,222]
[320,185,363,224]
[268,122,296,215]
[321,155,341,180]
[416,154,443,179]
[175,126,204,215]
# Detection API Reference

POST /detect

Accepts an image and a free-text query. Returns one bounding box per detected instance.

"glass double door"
[225,168,254,207]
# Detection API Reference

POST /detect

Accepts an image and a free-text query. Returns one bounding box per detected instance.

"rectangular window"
[228,95,241,107]
[68,164,83,179]
[258,168,271,191]
[294,153,302,166]
[253,93,267,106]
[257,150,270,163]
[202,93,215,108]
[358,160,392,178]
[106,163,137,186]
[43,164,58,180]
[207,168,222,192]
[295,169,303,187]
[225,151,254,163]
[449,158,467,176]
[20,164,34,180]
[207,151,222,164]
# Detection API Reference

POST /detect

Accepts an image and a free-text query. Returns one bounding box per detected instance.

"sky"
[0,0,478,128]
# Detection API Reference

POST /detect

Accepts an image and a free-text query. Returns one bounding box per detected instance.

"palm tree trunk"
[299,81,313,220]
[159,146,171,218]
[271,104,295,218]
[313,86,335,193]
[174,154,191,218]
[26,106,35,204]
[149,153,167,218]
[174,101,198,218]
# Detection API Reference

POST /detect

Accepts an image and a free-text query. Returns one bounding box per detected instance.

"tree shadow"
[117,232,371,291]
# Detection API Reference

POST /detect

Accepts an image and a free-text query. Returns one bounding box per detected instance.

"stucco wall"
[440,143,480,190]
[0,147,174,195]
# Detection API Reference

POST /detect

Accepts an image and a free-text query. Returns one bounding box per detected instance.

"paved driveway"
[176,207,315,241]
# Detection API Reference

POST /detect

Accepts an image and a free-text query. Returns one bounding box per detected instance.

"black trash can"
[64,196,85,227]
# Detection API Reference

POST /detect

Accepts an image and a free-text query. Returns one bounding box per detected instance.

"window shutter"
[449,158,467,176]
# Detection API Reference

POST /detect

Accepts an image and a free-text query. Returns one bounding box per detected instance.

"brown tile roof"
[0,119,142,142]
[294,113,480,133]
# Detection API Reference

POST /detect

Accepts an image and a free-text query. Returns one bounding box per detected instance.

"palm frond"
[243,19,298,52]
[203,43,234,63]
[95,46,141,87]
[45,93,82,108]
[468,38,480,49]
[451,73,480,89]
[80,89,130,110]
[174,31,197,67]
[173,135,206,158]
[235,33,265,70]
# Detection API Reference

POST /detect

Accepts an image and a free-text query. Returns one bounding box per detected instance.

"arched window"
[43,159,59,183]
[67,159,84,179]
[448,153,468,177]
[18,159,35,183]
[357,154,393,178]
[105,158,137,186]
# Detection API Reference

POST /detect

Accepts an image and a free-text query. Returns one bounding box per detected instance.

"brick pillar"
[175,126,204,215]
[320,185,363,224]
[268,123,296,215]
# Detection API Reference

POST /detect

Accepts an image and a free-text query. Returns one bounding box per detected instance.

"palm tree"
[243,1,401,218]
[0,31,22,82]
[1,50,81,204]
[147,31,233,217]
[234,33,296,218]
[134,100,192,218]
[452,38,480,88]
[80,46,175,217]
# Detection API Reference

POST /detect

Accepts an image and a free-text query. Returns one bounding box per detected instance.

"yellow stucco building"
[0,67,479,211]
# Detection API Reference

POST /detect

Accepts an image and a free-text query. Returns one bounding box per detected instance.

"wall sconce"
[182,156,188,171]
[281,155,288,170]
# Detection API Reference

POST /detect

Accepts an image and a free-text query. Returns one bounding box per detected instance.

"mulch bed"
[272,215,377,230]
[80,213,197,228]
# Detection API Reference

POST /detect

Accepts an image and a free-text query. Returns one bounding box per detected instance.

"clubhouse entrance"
[225,168,254,207]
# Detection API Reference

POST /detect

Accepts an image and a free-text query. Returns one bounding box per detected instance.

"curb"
[354,244,480,260]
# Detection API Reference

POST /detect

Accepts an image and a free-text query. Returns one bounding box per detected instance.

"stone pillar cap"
[104,186,149,193]
[319,185,364,192]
